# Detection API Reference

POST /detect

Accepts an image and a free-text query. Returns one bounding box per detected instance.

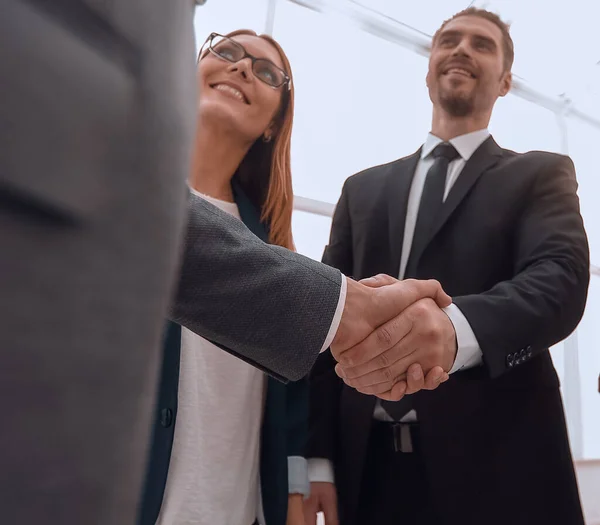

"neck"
[430,106,491,141]
[189,118,252,203]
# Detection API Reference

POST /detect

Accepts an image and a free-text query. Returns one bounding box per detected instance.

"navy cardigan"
[138,184,309,525]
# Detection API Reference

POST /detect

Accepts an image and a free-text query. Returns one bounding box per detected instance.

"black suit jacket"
[308,137,589,525]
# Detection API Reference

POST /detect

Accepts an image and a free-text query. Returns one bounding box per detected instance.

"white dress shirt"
[309,129,489,484]
[321,277,347,353]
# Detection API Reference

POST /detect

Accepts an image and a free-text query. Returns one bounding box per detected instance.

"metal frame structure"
[264,0,599,458]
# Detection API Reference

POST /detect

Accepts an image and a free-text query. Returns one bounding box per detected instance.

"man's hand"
[331,277,451,358]
[303,482,338,525]
[336,274,457,400]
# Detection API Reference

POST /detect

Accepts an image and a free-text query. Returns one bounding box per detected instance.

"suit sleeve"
[307,181,353,462]
[285,378,310,496]
[170,192,343,382]
[453,155,590,379]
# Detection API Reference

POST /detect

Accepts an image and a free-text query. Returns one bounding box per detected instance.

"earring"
[263,134,272,143]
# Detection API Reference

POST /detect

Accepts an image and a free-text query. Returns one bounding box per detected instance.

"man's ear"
[499,71,512,98]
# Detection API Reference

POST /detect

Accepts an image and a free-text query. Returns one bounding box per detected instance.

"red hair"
[199,29,296,250]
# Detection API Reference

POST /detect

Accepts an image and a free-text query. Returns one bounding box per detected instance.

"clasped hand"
[330,274,457,401]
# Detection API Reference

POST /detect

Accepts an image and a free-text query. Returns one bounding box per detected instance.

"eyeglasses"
[200,32,291,90]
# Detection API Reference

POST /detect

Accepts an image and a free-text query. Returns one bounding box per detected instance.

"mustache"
[438,57,477,76]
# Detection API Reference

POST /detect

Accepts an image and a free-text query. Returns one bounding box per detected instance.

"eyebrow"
[437,29,498,49]
[232,39,281,66]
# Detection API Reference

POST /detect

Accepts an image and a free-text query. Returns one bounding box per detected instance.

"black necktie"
[382,142,459,421]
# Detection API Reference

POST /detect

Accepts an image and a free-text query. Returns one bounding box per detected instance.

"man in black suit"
[305,7,589,525]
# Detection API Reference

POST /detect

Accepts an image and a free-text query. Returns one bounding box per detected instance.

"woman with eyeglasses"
[138,30,306,525]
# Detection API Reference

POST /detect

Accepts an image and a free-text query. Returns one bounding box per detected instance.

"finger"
[336,280,448,369]
[337,311,413,368]
[430,281,452,308]
[322,495,339,525]
[344,363,410,395]
[336,321,418,380]
[336,341,415,388]
[403,278,452,308]
[360,274,398,288]
[375,380,407,401]
[344,375,397,395]
[405,362,425,394]
[423,366,446,390]
[302,497,318,525]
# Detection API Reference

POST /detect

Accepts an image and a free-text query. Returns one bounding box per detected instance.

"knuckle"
[412,300,429,318]
[381,365,393,382]
[377,351,390,369]
[358,385,374,395]
[427,278,442,290]
[375,326,393,347]
[423,323,438,339]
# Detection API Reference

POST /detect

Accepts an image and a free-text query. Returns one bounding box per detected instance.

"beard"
[437,77,476,117]
[439,90,474,117]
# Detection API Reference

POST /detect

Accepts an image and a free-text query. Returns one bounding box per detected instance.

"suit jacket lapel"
[417,136,503,264]
[387,149,421,277]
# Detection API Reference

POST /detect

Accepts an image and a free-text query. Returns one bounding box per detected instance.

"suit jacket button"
[506,353,515,367]
[160,408,173,428]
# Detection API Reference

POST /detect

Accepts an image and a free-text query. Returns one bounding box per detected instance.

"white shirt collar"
[421,129,490,161]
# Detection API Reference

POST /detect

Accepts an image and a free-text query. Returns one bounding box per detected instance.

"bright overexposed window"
[292,211,332,261]
[273,0,431,204]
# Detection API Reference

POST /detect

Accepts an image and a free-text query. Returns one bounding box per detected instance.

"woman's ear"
[263,122,277,143]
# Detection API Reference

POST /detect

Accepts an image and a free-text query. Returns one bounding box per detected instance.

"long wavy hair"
[198,29,295,250]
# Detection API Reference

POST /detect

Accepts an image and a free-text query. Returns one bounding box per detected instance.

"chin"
[439,95,474,117]
[199,99,243,125]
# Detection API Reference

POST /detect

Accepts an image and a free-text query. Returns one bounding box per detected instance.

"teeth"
[214,84,246,102]
[446,68,473,78]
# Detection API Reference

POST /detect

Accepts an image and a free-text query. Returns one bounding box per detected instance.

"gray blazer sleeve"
[170,192,343,381]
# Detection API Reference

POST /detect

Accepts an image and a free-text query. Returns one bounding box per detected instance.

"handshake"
[330,275,457,400]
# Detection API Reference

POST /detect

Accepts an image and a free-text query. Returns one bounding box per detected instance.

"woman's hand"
[286,493,306,525]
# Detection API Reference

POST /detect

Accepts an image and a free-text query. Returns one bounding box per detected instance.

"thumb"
[374,279,452,321]
[360,273,398,288]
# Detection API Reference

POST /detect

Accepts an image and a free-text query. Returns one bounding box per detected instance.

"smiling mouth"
[443,67,476,79]
[210,83,250,104]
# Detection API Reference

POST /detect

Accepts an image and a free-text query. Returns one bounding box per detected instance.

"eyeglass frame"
[199,32,292,91]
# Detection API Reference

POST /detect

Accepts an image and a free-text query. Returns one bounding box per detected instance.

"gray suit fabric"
[0,1,342,524]
[172,193,343,383]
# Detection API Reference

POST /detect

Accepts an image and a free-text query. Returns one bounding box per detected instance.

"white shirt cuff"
[443,303,483,374]
[307,458,335,484]
[287,456,310,497]
[320,275,347,353]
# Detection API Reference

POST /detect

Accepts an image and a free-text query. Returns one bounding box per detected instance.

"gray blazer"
[172,193,343,382]
[0,2,341,524]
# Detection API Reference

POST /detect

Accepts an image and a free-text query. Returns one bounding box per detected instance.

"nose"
[227,57,253,82]
[452,38,472,58]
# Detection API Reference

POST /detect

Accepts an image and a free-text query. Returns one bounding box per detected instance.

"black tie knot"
[432,143,460,162]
